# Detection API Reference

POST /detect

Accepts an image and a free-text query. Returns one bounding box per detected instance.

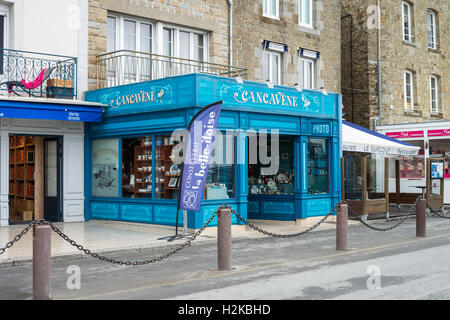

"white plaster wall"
[1,0,89,96]
[0,118,85,226]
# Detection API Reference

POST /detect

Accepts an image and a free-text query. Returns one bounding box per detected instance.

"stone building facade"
[341,0,449,129]
[87,0,231,91]
[88,0,342,93]
[232,0,342,92]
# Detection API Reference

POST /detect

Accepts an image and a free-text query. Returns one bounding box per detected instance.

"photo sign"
[178,101,223,212]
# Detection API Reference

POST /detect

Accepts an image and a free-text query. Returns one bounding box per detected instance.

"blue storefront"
[84,73,342,229]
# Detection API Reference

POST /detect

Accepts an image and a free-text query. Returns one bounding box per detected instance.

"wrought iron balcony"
[96,50,248,89]
[0,49,77,99]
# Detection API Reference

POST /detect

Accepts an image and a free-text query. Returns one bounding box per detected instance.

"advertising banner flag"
[178,101,223,212]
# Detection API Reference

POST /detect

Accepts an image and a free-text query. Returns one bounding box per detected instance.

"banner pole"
[183,210,188,235]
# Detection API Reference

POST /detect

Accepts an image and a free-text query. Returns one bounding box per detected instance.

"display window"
[91,138,120,197]
[307,138,328,194]
[398,140,425,179]
[248,135,295,196]
[92,133,236,200]
[366,153,385,199]
[429,139,450,178]
[155,134,180,200]
[343,152,362,200]
[205,132,235,200]
[122,136,153,198]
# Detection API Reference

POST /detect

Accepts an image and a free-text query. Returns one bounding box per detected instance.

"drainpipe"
[227,0,233,71]
[374,0,382,131]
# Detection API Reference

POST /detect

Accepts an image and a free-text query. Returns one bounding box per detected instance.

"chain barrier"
[427,206,450,219]
[0,220,38,256]
[345,196,423,232]
[0,211,219,265]
[220,201,345,238]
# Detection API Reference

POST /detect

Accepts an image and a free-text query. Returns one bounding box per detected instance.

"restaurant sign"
[385,131,424,139]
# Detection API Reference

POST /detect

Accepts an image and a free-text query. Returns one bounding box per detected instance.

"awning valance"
[342,120,420,156]
[0,97,104,122]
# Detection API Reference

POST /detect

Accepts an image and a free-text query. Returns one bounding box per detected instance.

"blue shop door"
[44,137,63,222]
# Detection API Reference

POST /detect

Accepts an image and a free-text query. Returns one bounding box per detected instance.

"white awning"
[342,121,420,156]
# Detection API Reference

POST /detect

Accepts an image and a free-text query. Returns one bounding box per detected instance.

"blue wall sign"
[312,123,331,135]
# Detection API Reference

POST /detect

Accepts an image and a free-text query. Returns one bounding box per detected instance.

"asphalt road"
[1,216,450,300]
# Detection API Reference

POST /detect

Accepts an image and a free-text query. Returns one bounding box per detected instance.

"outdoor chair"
[0,61,61,97]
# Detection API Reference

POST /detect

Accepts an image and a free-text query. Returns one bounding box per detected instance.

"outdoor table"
[412,186,427,197]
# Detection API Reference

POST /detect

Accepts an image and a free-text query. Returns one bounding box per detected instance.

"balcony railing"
[96,50,248,89]
[0,49,77,99]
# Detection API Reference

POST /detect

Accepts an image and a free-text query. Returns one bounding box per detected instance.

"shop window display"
[399,140,425,179]
[154,132,235,200]
[307,138,328,194]
[430,139,450,178]
[155,135,181,199]
[122,137,153,198]
[92,139,119,197]
[248,135,295,196]
[205,132,235,200]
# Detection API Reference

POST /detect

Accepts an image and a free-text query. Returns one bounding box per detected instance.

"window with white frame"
[105,14,208,84]
[263,0,279,19]
[298,0,313,27]
[107,16,153,53]
[107,16,117,52]
[427,10,437,49]
[0,4,9,76]
[403,70,415,110]
[262,50,281,85]
[402,2,412,42]
[299,57,315,89]
[430,75,440,114]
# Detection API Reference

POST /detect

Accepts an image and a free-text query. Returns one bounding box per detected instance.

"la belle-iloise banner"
[178,101,223,212]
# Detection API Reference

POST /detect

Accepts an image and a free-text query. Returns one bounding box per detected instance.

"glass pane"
[307,138,328,194]
[179,31,190,59]
[248,135,295,196]
[343,153,362,200]
[205,132,235,200]
[262,52,270,81]
[92,139,119,198]
[304,0,311,25]
[271,54,279,84]
[163,28,173,56]
[398,140,425,193]
[122,137,152,198]
[140,23,152,53]
[107,16,116,52]
[193,33,204,62]
[367,154,385,199]
[305,60,313,89]
[299,59,304,88]
[430,140,450,178]
[270,0,277,16]
[45,141,57,197]
[124,20,136,51]
[155,135,182,199]
[431,77,437,111]
[403,3,410,41]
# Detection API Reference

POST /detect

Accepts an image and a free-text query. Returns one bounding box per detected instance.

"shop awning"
[342,120,420,156]
[0,96,104,122]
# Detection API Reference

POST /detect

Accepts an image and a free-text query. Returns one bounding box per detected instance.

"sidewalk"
[0,216,362,267]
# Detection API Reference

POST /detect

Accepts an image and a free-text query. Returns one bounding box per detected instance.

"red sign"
[386,131,424,139]
[427,129,450,137]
